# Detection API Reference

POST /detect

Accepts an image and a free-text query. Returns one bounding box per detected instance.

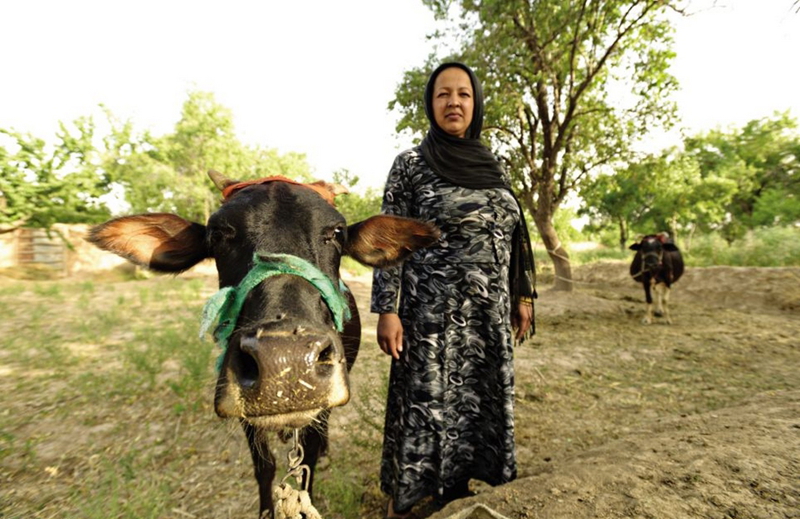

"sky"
[1,0,799,192]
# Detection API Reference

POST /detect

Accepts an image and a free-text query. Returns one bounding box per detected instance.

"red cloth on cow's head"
[220,175,347,207]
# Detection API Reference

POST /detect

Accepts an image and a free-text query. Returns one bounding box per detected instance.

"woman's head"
[424,62,485,139]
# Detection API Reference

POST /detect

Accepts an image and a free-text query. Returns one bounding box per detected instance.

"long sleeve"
[370,152,414,314]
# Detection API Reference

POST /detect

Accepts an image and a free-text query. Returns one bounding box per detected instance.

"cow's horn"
[208,170,239,192]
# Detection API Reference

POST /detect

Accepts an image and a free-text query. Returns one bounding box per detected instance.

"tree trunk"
[618,217,629,252]
[533,211,573,292]
[668,215,679,245]
[685,223,696,253]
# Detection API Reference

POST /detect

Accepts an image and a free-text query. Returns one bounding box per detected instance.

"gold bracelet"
[520,296,533,305]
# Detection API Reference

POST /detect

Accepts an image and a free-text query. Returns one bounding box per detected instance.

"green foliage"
[580,149,738,246]
[394,0,682,286]
[561,226,800,268]
[568,246,630,266]
[104,91,314,223]
[340,256,373,277]
[551,205,584,245]
[580,112,800,248]
[333,169,382,276]
[684,112,800,240]
[752,186,800,226]
[685,227,800,267]
[1,91,315,231]
[100,109,181,217]
[0,119,112,229]
[331,169,382,224]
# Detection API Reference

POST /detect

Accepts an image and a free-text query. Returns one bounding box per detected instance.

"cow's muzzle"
[642,251,662,270]
[214,320,349,427]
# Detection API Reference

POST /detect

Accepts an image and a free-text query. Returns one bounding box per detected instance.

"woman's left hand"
[512,303,533,341]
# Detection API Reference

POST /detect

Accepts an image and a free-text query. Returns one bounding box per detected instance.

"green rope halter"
[199,253,351,371]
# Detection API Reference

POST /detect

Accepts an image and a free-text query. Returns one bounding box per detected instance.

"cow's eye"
[208,223,236,245]
[324,225,345,246]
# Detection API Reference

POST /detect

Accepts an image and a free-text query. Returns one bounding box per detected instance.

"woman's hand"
[377,313,405,360]
[512,303,533,342]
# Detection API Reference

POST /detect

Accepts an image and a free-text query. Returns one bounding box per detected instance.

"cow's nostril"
[236,347,260,389]
[315,344,335,378]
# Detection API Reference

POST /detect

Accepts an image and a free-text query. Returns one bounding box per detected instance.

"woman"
[371,62,536,518]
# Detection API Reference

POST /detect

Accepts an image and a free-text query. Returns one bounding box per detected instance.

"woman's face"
[432,67,474,138]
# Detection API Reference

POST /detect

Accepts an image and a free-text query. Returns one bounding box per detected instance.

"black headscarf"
[419,62,537,339]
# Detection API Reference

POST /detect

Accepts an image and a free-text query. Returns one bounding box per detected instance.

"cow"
[629,232,684,325]
[88,170,440,518]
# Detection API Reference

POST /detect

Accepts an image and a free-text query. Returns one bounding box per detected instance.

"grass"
[356,227,800,276]
[74,454,174,519]
[685,227,800,267]
[1,257,798,519]
[315,473,366,518]
[310,367,389,517]
[568,226,800,267]
[340,256,373,277]
[0,273,226,519]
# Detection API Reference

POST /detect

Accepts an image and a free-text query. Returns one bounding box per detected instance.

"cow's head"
[630,234,678,271]
[89,171,440,429]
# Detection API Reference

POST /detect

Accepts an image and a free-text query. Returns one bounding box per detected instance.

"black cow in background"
[629,232,684,324]
[88,170,440,518]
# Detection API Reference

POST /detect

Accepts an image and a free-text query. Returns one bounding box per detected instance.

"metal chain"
[273,429,322,519]
[281,429,311,491]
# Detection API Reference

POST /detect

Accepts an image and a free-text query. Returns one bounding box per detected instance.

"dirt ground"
[341,263,800,519]
[1,262,798,519]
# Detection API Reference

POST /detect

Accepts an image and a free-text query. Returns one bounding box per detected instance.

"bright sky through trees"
[1,0,798,190]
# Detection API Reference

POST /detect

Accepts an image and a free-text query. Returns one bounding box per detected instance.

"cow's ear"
[663,243,679,251]
[629,243,641,251]
[344,215,440,268]
[88,214,209,273]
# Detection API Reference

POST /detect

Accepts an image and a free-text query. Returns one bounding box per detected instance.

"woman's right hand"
[377,313,404,360]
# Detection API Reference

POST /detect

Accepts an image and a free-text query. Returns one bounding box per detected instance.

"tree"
[1,91,317,231]
[0,118,111,231]
[331,169,382,224]
[638,152,737,245]
[100,108,180,216]
[583,114,800,249]
[752,186,800,227]
[684,112,800,242]
[393,0,682,289]
[579,156,659,251]
[580,149,737,249]
[103,91,314,223]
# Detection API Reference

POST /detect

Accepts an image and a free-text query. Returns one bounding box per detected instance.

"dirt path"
[432,389,799,519]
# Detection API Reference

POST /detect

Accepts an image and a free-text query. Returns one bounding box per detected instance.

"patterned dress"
[371,147,519,510]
